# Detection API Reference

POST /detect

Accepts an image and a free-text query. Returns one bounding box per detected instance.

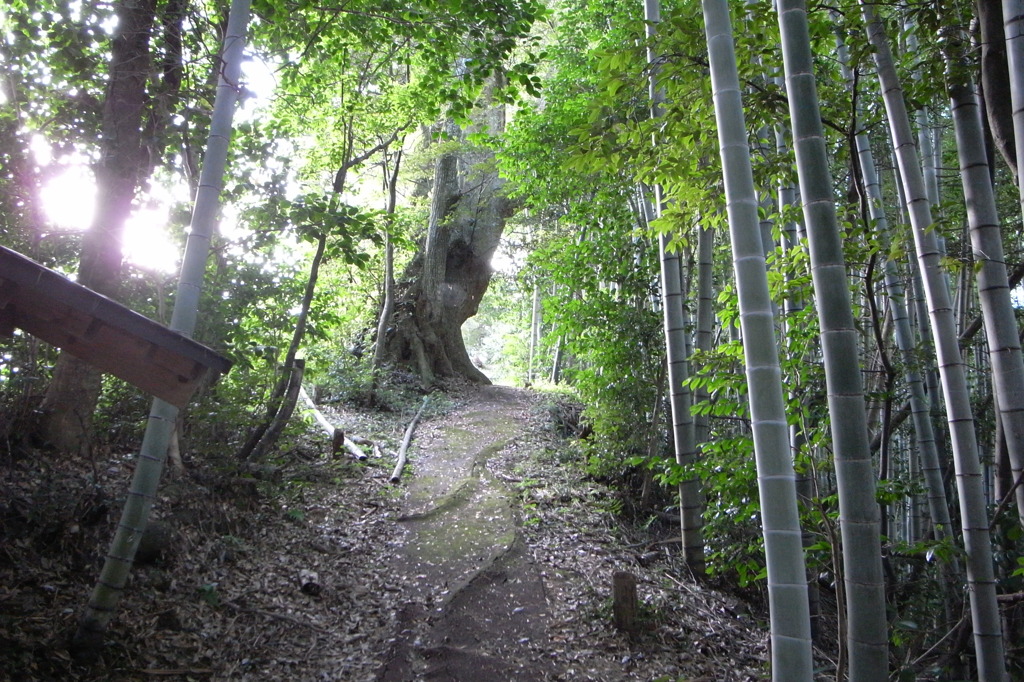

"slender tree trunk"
[770,67,822,643]
[836,35,961,630]
[777,3,889,676]
[1005,0,1024,212]
[640,358,668,511]
[837,27,956,540]
[550,332,564,385]
[657,224,704,573]
[374,235,396,366]
[979,0,1018,179]
[247,359,305,463]
[72,0,250,654]
[861,6,1008,679]
[901,162,952,489]
[38,0,159,454]
[528,280,541,384]
[694,224,714,447]
[237,234,327,460]
[373,150,402,370]
[702,0,812,676]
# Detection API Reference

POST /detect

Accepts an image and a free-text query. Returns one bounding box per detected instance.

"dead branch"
[223,600,329,633]
[343,436,368,461]
[300,386,336,436]
[299,385,371,460]
[390,396,429,483]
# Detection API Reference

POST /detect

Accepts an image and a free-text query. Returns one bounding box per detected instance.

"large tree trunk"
[379,117,512,386]
[37,0,159,453]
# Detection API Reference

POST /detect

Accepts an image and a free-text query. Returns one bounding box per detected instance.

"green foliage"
[93,377,151,447]
[6,3,1024,675]
[313,352,378,404]
[544,231,663,472]
[462,270,533,383]
[693,435,765,586]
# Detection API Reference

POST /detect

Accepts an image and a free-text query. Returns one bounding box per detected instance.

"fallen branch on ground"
[223,599,329,632]
[299,385,372,460]
[391,396,429,484]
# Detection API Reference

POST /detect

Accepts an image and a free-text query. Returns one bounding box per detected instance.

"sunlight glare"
[237,53,277,123]
[30,133,54,165]
[100,13,118,35]
[41,165,96,231]
[125,206,179,274]
[490,244,521,274]
[39,146,182,274]
[242,53,277,101]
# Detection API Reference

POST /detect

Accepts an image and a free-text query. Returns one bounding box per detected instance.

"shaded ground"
[378,385,555,681]
[0,383,772,680]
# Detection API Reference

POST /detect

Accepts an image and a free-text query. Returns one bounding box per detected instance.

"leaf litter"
[0,384,777,680]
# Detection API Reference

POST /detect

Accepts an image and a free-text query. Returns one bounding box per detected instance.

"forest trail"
[1,383,770,681]
[378,385,555,681]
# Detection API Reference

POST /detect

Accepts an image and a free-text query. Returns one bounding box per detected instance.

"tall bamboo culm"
[72,0,252,655]
[776,2,888,677]
[643,0,705,574]
[860,5,1008,680]
[701,0,812,677]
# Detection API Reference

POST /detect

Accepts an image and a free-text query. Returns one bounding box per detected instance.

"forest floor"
[1,382,779,681]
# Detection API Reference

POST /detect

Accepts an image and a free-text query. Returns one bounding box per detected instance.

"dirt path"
[1,383,772,681]
[378,385,555,681]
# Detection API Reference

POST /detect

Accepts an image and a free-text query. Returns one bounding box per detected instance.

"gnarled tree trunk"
[379,115,512,386]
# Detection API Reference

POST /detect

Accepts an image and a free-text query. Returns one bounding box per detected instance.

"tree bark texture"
[38,0,159,453]
[379,120,512,386]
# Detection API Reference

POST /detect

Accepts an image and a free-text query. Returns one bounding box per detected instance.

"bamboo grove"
[2,0,1024,679]
[503,1,1024,679]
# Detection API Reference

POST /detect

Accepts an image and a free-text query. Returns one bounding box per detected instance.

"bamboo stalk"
[300,385,335,435]
[299,385,370,460]
[71,0,252,655]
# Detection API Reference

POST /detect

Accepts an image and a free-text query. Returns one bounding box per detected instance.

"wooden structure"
[0,245,231,407]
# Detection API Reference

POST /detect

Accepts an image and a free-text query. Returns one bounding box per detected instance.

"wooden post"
[612,570,638,634]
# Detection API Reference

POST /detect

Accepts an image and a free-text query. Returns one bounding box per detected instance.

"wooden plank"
[0,245,231,407]
[0,305,14,338]
[0,246,230,373]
